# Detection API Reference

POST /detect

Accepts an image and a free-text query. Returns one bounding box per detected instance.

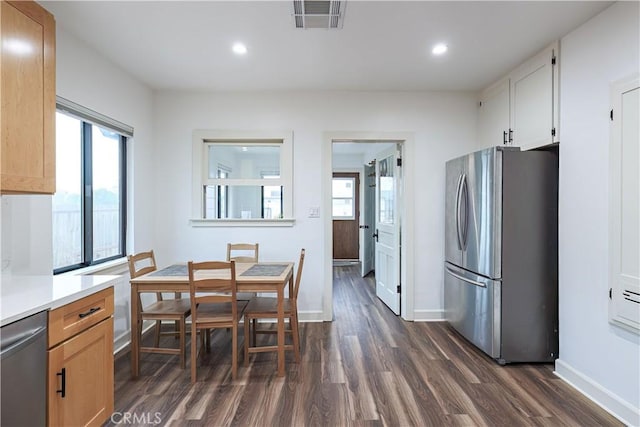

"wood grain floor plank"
[201,385,244,426]
[385,347,451,426]
[340,335,380,421]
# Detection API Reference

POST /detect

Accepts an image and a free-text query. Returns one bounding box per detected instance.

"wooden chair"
[243,249,305,366]
[128,250,191,369]
[188,260,248,383]
[226,243,259,262]
[227,243,259,300]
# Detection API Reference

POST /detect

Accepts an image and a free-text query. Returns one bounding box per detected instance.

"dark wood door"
[333,172,360,259]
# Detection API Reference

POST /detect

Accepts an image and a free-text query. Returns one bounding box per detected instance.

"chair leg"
[137,314,143,372]
[190,324,197,383]
[243,316,250,367]
[179,318,186,369]
[154,320,162,347]
[231,324,238,379]
[291,313,301,363]
[252,318,257,344]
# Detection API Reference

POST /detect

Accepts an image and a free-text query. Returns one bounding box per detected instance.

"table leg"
[277,285,285,376]
[131,284,140,378]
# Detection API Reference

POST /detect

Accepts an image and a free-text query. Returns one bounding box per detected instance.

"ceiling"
[42,1,611,92]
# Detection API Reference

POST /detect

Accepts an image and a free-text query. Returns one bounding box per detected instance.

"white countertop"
[0,275,119,327]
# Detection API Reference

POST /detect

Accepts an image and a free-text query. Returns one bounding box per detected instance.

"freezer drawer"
[444,263,501,359]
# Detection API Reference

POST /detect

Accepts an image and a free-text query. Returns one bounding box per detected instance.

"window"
[53,98,130,273]
[378,155,395,224]
[192,130,293,225]
[262,173,283,219]
[332,177,356,219]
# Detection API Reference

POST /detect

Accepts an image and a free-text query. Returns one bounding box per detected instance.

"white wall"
[152,90,477,320]
[0,25,155,347]
[56,28,156,254]
[556,2,640,424]
[333,152,364,170]
[56,27,156,345]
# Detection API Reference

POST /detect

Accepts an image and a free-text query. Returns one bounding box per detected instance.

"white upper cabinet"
[478,78,510,149]
[510,43,558,149]
[477,42,559,151]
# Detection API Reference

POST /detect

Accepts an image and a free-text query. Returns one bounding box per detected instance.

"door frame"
[322,131,415,321]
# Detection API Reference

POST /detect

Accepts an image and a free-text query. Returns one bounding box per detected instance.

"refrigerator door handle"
[460,173,469,249]
[445,265,487,288]
[455,174,464,250]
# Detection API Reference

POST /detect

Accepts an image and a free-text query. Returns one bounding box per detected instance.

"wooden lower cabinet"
[47,290,114,427]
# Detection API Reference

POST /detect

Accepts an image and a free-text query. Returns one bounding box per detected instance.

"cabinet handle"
[508,129,513,144]
[78,307,100,318]
[503,131,508,145]
[56,368,66,398]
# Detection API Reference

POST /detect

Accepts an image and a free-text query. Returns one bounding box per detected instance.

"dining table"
[129,261,294,378]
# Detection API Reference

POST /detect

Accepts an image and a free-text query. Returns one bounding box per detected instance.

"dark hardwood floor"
[107,265,621,426]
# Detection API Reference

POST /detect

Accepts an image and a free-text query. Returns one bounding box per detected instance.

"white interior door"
[375,146,401,314]
[361,163,375,277]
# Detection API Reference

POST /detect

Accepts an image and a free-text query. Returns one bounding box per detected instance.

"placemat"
[149,264,187,276]
[240,264,288,277]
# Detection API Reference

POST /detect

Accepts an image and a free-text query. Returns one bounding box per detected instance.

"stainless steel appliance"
[444,146,558,364]
[1,310,47,426]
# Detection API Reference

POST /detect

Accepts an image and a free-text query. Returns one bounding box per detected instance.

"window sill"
[57,257,129,276]
[189,218,296,227]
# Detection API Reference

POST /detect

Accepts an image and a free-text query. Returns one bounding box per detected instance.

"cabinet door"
[478,78,510,149]
[609,74,640,333]
[0,1,56,194]
[509,44,556,150]
[48,318,114,427]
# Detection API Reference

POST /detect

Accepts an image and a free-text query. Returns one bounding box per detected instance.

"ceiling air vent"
[293,0,346,29]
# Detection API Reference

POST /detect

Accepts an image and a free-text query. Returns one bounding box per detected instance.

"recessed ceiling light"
[432,43,448,55]
[232,42,247,55]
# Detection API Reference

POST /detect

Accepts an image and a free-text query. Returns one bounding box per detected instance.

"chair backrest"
[226,243,259,263]
[292,249,306,300]
[128,250,157,279]
[188,260,239,324]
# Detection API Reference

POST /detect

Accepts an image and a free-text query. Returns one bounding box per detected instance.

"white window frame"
[191,130,294,227]
[332,177,356,220]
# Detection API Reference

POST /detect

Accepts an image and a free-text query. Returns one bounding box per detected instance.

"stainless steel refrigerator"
[444,146,558,364]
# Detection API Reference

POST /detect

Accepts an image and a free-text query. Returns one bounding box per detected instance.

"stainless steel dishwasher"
[1,310,47,426]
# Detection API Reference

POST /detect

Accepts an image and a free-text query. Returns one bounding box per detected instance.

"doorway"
[324,133,414,321]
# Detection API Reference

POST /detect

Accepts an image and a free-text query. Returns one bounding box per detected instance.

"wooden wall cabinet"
[47,287,114,427]
[478,42,559,151]
[0,0,56,194]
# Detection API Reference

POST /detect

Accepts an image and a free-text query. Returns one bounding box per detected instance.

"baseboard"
[298,310,324,322]
[554,359,639,426]
[413,309,445,322]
